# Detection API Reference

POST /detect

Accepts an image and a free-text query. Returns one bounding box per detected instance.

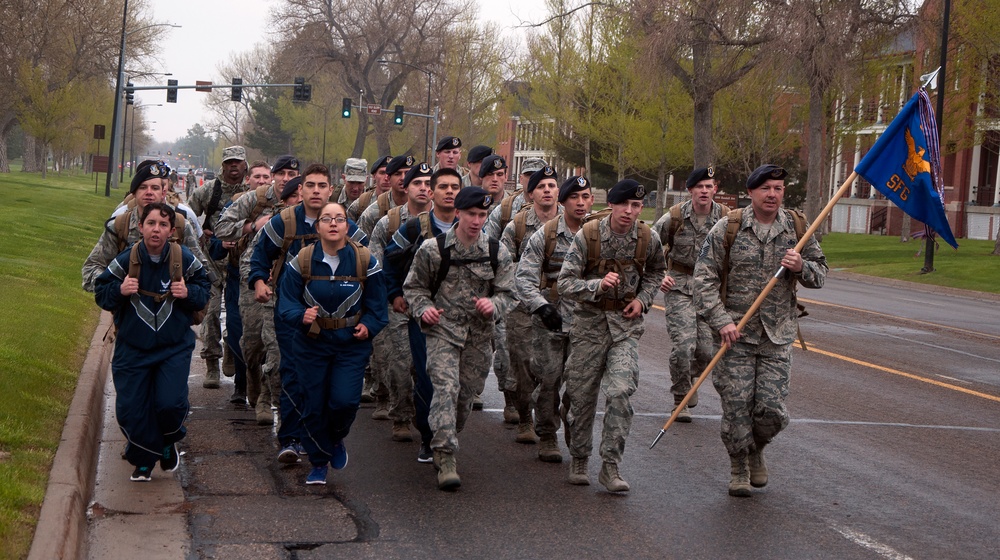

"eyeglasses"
[319,216,347,225]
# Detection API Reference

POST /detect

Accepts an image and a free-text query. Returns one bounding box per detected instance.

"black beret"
[403,162,433,187]
[386,154,416,176]
[280,176,303,200]
[467,145,493,164]
[686,166,716,188]
[271,155,300,174]
[454,187,492,210]
[607,179,647,204]
[478,155,507,178]
[371,155,392,174]
[130,161,168,193]
[558,176,591,203]
[746,164,787,190]
[526,166,558,193]
[436,136,462,152]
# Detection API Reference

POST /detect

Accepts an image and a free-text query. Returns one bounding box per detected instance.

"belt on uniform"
[586,295,634,312]
[308,313,361,338]
[668,261,694,275]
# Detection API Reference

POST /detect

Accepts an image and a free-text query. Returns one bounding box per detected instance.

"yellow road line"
[799,343,1000,404]
[798,297,1000,341]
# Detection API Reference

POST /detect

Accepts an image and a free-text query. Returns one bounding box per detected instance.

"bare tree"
[204,46,274,145]
[272,0,472,157]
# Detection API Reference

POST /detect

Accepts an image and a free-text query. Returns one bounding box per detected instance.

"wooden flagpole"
[649,171,857,449]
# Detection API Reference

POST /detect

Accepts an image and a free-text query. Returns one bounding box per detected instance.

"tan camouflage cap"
[344,158,368,182]
[222,145,247,162]
[520,157,548,175]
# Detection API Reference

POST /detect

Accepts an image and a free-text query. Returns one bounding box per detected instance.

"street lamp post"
[104,12,180,196]
[377,59,432,162]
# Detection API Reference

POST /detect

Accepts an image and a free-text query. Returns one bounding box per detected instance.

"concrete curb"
[28,311,113,560]
[829,270,1000,303]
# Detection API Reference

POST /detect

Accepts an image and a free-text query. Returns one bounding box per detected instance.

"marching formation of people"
[84,137,826,495]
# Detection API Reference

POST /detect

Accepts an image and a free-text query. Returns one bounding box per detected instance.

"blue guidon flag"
[855,88,958,248]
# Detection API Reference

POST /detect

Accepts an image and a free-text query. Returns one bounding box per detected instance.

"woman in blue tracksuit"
[278,202,388,485]
[95,203,211,482]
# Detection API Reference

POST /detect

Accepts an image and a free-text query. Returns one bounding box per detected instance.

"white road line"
[830,524,915,560]
[628,412,1000,433]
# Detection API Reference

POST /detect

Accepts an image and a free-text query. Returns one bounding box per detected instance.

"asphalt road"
[86,275,1000,559]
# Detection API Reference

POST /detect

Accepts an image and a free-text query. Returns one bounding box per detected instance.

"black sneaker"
[130,465,153,482]
[230,390,247,405]
[160,442,180,472]
[417,442,433,464]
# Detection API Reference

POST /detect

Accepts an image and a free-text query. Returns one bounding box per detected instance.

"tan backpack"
[127,242,206,325]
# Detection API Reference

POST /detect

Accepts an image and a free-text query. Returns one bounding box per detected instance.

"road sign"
[366,104,382,115]
[93,155,110,173]
[195,81,213,92]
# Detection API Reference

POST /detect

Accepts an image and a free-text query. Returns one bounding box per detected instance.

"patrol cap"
[479,154,507,178]
[520,157,547,176]
[386,154,416,176]
[130,160,168,193]
[467,145,493,164]
[746,164,787,190]
[222,145,247,162]
[280,176,303,200]
[343,158,368,182]
[370,155,392,174]
[526,166,558,193]
[606,179,647,204]
[454,187,492,210]
[271,155,300,174]
[436,136,462,152]
[558,176,591,203]
[403,162,433,187]
[686,166,716,188]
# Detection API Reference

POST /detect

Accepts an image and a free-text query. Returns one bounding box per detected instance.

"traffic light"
[301,83,312,102]
[125,82,134,105]
[231,77,242,102]
[166,79,178,103]
[293,77,305,102]
[393,105,404,125]
[341,97,352,118]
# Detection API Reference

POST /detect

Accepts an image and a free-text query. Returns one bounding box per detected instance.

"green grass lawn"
[0,169,119,558]
[819,233,999,293]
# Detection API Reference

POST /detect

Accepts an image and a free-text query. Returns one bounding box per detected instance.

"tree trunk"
[354,111,370,159]
[40,142,48,178]
[655,156,666,220]
[583,135,591,180]
[0,114,13,173]
[23,136,38,172]
[693,96,713,168]
[805,83,825,223]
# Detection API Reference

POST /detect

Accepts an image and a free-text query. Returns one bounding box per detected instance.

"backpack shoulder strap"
[388,206,403,238]
[489,238,499,273]
[667,203,683,248]
[418,212,434,239]
[582,219,601,274]
[788,209,807,240]
[377,191,391,218]
[127,242,142,279]
[499,193,518,230]
[635,222,651,278]
[721,208,744,304]
[431,234,451,298]
[351,240,370,282]
[359,189,375,209]
[298,243,315,280]
[512,211,529,259]
[173,213,186,245]
[268,206,300,287]
[542,217,559,262]
[114,210,131,253]
[168,242,184,282]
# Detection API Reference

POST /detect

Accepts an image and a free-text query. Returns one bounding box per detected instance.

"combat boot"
[515,420,538,444]
[392,421,413,442]
[567,456,590,485]
[371,397,390,420]
[222,348,235,377]
[203,359,221,389]
[672,401,692,423]
[598,461,630,492]
[729,455,752,497]
[537,435,563,463]
[255,399,273,426]
[502,390,519,424]
[433,451,461,491]
[749,444,768,488]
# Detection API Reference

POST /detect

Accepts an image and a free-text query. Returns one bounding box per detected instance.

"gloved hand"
[534,304,563,332]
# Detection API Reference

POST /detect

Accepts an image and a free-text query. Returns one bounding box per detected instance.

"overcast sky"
[137,0,539,143]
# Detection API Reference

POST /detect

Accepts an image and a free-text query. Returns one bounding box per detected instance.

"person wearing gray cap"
[188,145,250,389]
[694,164,827,498]
[348,155,392,222]
[338,158,369,207]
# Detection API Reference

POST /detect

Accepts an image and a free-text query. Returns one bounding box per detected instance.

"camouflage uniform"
[514,215,578,441]
[484,191,525,240]
[501,207,561,421]
[483,191,516,396]
[694,208,827,459]
[651,200,729,401]
[358,193,401,237]
[556,217,665,465]
[403,230,515,453]
[370,208,418,426]
[82,205,210,293]
[188,178,249,363]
